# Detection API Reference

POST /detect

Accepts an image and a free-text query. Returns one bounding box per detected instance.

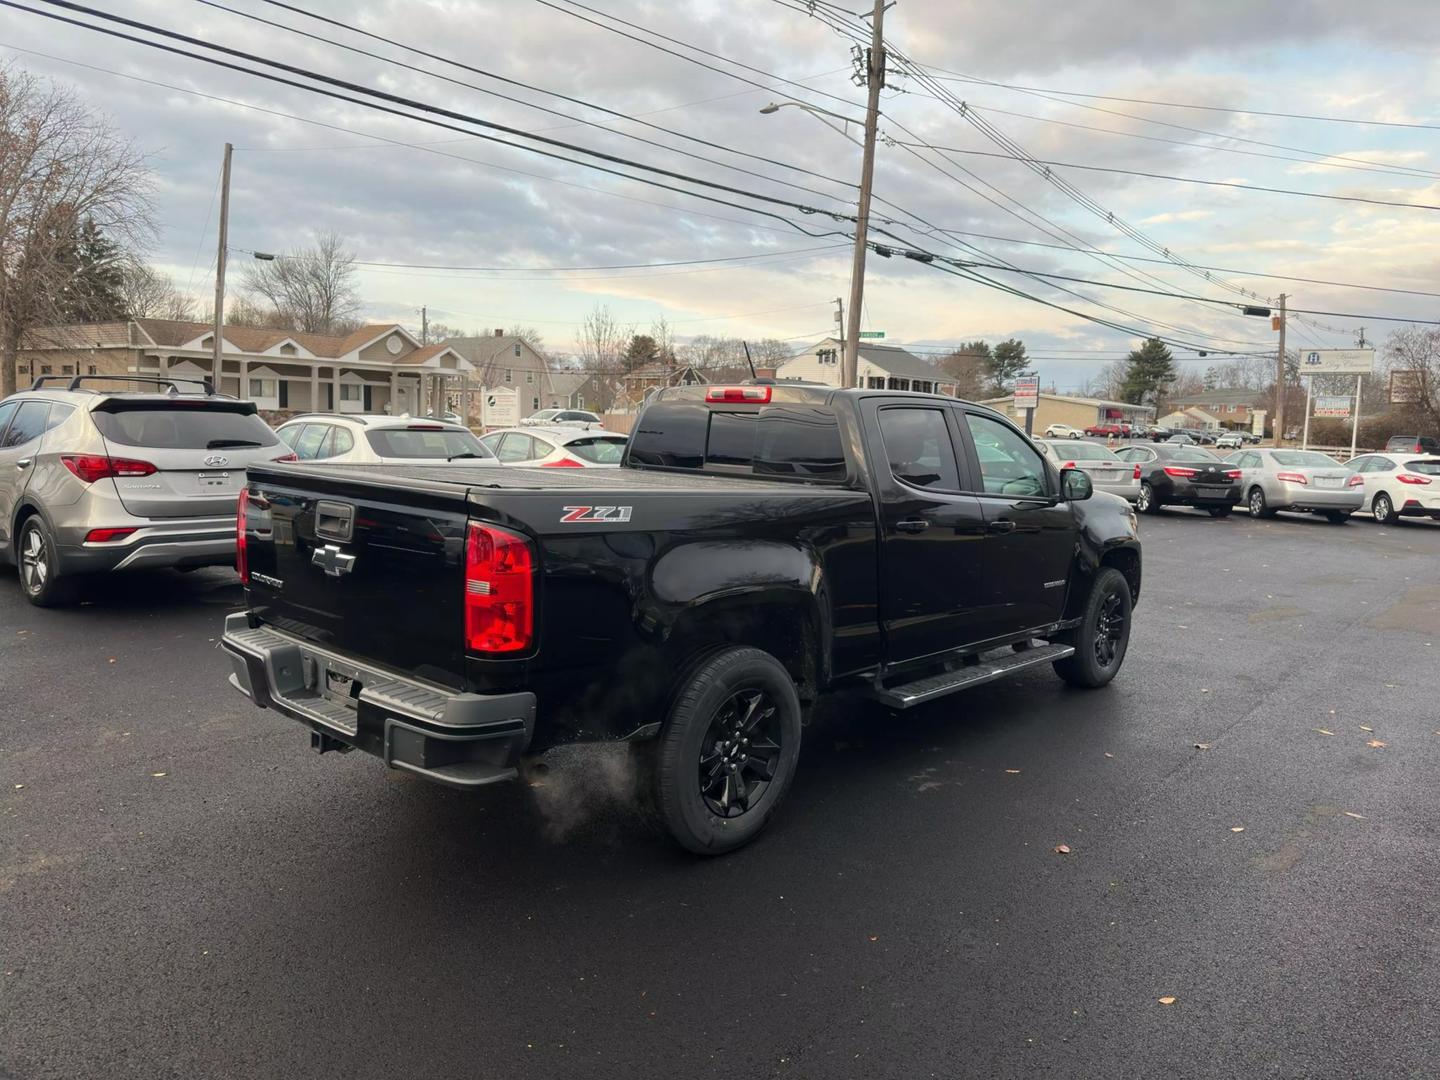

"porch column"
[389,370,398,415]
[238,359,249,401]
[310,363,319,413]
[333,366,341,412]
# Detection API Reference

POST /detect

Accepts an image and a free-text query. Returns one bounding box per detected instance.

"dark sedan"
[1117,443,1242,516]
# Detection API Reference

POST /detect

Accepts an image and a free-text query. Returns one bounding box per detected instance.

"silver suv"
[0,376,292,606]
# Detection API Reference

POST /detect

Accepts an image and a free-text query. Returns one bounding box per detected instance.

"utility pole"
[420,306,428,346]
[1273,293,1287,445]
[212,142,233,390]
[842,0,886,392]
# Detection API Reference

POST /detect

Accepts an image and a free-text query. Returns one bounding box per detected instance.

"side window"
[0,401,20,442]
[42,404,74,432]
[277,425,303,449]
[1371,458,1396,473]
[496,433,533,462]
[877,407,960,490]
[1,401,51,448]
[531,437,556,458]
[292,424,329,461]
[330,427,354,456]
[964,413,1048,498]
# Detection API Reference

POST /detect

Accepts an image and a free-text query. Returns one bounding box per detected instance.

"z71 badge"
[560,505,633,524]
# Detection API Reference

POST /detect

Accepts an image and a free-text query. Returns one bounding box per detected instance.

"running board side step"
[869,644,1075,709]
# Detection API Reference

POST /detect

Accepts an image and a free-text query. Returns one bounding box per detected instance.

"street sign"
[1013,376,1040,411]
[1390,369,1426,404]
[1250,409,1267,437]
[481,387,519,428]
[1300,348,1375,375]
[858,331,886,339]
[1314,395,1351,418]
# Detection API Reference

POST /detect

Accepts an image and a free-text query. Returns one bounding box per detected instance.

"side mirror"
[1061,467,1093,501]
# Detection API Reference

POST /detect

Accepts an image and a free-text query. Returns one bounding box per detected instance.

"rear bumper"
[1159,480,1240,506]
[220,613,535,788]
[56,516,235,572]
[1273,485,1363,512]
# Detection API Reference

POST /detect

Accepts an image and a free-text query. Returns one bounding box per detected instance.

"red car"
[1085,423,1125,437]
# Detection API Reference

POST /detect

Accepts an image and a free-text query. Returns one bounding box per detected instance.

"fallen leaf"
[1367,740,1387,749]
[1103,752,1114,759]
[1230,826,1245,833]
[1200,688,1211,694]
[1158,996,1177,1006]
[1194,743,1211,750]
[1359,725,1373,732]
[13,784,24,790]
[1344,812,1365,820]
[1004,769,1022,775]
[1314,728,1334,736]
[868,935,878,942]
[152,771,167,778]
[107,658,116,664]
[1053,844,1071,855]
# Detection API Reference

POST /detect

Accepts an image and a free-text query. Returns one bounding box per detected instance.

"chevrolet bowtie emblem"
[311,543,356,577]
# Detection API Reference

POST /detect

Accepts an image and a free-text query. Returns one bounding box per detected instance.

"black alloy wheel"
[1054,567,1132,689]
[697,689,783,819]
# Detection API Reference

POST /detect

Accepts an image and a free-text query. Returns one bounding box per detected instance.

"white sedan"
[275,415,500,466]
[1044,423,1085,439]
[1344,452,1440,523]
[480,425,628,467]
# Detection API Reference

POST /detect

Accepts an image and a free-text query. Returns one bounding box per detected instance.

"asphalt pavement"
[3,509,1439,1079]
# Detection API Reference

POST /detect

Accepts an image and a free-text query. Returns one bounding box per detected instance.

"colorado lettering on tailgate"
[560,506,633,524]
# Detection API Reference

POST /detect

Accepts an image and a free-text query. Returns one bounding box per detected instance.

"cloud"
[1140,210,1214,225]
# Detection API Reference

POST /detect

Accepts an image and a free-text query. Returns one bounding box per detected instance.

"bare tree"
[0,65,153,396]
[576,303,631,411]
[938,342,990,399]
[240,229,362,335]
[119,261,195,320]
[750,338,793,367]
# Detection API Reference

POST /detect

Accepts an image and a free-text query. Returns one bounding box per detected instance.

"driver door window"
[963,414,1048,498]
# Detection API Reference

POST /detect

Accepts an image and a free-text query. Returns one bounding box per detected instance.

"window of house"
[866,376,885,389]
[525,372,533,384]
[61,365,74,375]
[504,368,513,382]
[87,365,97,375]
[249,378,278,398]
[339,383,362,402]
[817,348,837,365]
[887,377,910,391]
[532,396,540,411]
[513,343,521,357]
[40,364,52,375]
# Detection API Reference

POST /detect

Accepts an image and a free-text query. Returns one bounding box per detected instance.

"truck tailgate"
[243,467,472,689]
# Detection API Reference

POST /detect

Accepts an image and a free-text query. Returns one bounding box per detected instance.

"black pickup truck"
[223,385,1141,853]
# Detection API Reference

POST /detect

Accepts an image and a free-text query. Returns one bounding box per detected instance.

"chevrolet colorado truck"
[222,385,1141,853]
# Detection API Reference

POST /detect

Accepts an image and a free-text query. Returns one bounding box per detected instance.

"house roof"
[21,322,135,349]
[132,318,407,358]
[547,372,588,398]
[389,343,457,366]
[979,392,1149,412]
[782,337,940,381]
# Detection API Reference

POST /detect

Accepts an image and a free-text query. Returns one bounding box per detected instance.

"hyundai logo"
[204,454,229,467]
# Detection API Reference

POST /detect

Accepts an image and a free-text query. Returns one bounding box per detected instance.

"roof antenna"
[742,341,757,380]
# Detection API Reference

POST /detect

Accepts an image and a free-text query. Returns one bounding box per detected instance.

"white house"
[776,337,949,393]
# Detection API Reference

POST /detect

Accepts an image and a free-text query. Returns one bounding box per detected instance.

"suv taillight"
[465,522,534,654]
[1133,464,1142,480]
[60,455,157,483]
[236,488,250,584]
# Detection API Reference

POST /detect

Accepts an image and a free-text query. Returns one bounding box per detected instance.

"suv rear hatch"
[92,398,287,518]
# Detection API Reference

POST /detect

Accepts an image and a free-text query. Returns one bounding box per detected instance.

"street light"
[757,101,862,147]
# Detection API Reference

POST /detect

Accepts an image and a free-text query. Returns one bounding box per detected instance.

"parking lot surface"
[3,511,1438,1079]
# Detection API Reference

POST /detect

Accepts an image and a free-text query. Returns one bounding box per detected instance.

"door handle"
[894,518,929,534]
[986,519,1017,534]
[16,458,32,470]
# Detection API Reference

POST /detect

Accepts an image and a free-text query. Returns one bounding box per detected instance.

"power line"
[12,1,858,238]
[888,142,1440,213]
[918,70,1440,132]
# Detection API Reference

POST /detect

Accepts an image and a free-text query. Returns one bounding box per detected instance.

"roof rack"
[285,412,368,425]
[28,375,74,390]
[62,374,217,395]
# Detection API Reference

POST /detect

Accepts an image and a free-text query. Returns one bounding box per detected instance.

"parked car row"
[0,376,631,606]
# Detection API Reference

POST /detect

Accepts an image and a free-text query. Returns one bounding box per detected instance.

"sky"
[6,0,1440,389]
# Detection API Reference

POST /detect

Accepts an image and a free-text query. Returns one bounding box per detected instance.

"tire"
[17,516,77,607]
[1247,487,1275,519]
[1372,492,1398,525]
[1136,482,1161,514]
[1323,512,1349,524]
[1053,567,1132,689]
[656,646,803,855]
[1207,506,1232,518]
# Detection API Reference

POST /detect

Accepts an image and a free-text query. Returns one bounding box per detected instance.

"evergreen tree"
[621,334,660,373]
[1120,337,1176,405]
[53,218,127,322]
[986,338,1031,394]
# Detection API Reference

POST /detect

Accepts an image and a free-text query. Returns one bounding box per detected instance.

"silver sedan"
[1225,448,1362,522]
[1036,438,1140,502]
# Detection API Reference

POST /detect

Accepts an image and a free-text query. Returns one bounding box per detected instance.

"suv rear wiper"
[207,439,264,449]
[446,451,484,461]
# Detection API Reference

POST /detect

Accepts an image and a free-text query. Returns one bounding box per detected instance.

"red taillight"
[1061,461,1076,469]
[705,385,772,403]
[84,527,137,543]
[1163,466,1197,478]
[1347,474,1365,487]
[1398,473,1432,485]
[1416,444,1426,453]
[1133,464,1142,480]
[60,455,157,483]
[541,456,585,468]
[1225,469,1242,480]
[1276,471,1308,485]
[236,488,250,584]
[272,452,298,462]
[465,523,534,654]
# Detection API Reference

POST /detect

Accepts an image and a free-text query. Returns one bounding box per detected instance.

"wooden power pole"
[841,0,886,392]
[211,142,233,391]
[1273,293,1287,445]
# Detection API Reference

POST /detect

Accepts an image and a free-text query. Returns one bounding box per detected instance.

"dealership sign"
[1314,396,1352,418]
[1300,348,1375,375]
[1013,376,1040,410]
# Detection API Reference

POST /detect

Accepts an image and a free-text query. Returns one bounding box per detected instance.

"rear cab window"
[365,426,491,460]
[628,400,848,482]
[92,404,279,450]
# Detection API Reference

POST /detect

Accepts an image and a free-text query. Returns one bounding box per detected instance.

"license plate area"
[305,655,362,712]
[1314,477,1343,489]
[195,471,234,489]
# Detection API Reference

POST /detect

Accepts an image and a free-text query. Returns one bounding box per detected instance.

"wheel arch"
[662,590,826,704]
